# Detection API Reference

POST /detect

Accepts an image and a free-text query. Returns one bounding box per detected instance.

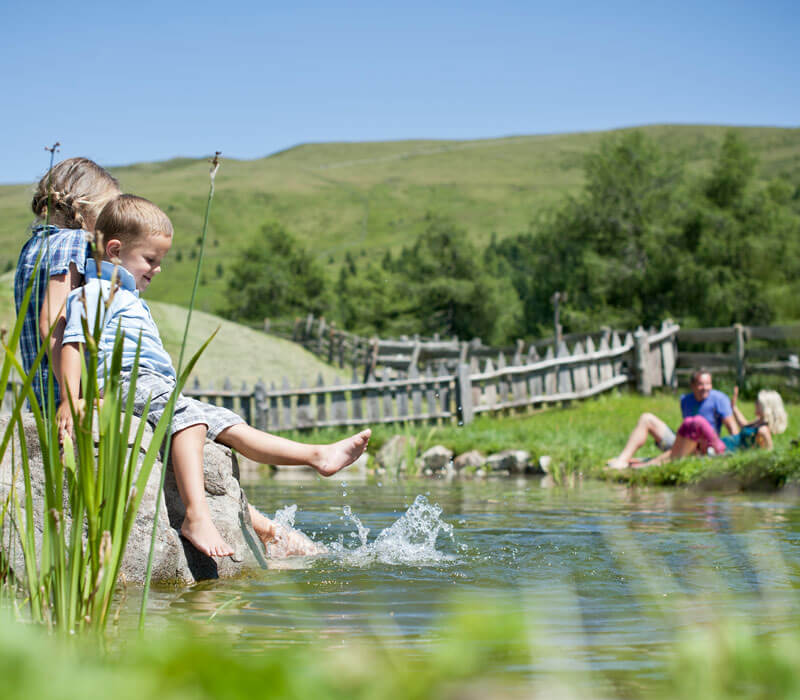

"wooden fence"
[676,324,800,385]
[268,314,624,380]
[184,322,680,431]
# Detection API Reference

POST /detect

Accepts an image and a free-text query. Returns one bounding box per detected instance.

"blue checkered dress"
[14,225,90,407]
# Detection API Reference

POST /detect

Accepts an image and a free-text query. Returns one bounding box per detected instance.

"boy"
[59,195,370,558]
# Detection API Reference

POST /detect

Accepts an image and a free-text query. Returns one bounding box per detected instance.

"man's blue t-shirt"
[680,390,732,435]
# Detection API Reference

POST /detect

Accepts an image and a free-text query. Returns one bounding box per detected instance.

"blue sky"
[1,0,797,184]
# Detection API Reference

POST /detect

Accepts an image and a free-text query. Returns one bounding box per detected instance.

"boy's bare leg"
[171,425,234,557]
[606,412,671,470]
[247,505,327,556]
[216,424,371,476]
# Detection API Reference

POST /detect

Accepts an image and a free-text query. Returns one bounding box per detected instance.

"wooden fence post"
[304,314,314,343]
[734,323,746,386]
[634,328,652,395]
[456,363,474,425]
[327,323,336,365]
[240,381,252,424]
[363,337,379,383]
[253,380,268,431]
[222,377,233,411]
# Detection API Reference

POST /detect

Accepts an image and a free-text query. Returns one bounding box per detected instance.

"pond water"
[129,473,800,688]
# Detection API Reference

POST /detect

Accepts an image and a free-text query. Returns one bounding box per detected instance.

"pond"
[126,472,800,689]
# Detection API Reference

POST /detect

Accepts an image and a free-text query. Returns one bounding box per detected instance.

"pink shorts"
[677,415,726,455]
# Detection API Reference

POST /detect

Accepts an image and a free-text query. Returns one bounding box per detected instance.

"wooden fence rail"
[676,323,800,385]
[182,322,679,431]
[18,321,800,431]
[271,313,637,381]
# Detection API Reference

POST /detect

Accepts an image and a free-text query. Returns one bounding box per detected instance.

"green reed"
[139,151,221,629]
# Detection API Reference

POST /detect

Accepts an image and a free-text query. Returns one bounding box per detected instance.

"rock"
[0,414,267,586]
[375,435,416,473]
[485,449,531,474]
[420,445,453,473]
[539,455,552,473]
[453,450,485,471]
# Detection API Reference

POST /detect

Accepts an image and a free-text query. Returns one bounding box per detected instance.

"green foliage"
[339,214,522,343]
[223,222,327,321]
[665,621,800,700]
[705,131,757,208]
[494,129,800,335]
[0,597,535,700]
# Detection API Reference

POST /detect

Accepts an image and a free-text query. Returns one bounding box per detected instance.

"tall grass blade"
[139,153,221,629]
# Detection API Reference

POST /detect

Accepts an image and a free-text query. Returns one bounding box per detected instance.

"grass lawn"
[291,390,800,490]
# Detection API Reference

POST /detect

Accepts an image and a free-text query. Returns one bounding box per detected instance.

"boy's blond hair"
[757,390,788,435]
[95,194,174,247]
[31,157,120,232]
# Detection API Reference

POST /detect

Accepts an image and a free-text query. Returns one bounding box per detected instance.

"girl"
[15,158,120,407]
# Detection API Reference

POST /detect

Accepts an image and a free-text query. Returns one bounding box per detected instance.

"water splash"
[329,495,457,567]
[266,504,327,558]
[343,504,370,546]
[274,504,298,529]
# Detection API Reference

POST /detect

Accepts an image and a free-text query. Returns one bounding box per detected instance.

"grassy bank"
[285,390,800,490]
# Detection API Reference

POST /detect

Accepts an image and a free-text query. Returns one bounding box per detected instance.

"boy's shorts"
[121,369,244,440]
[656,426,676,451]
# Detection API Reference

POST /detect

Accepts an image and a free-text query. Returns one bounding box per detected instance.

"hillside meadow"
[1,125,798,316]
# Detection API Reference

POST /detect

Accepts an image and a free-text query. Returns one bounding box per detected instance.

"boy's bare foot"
[313,429,371,477]
[249,505,327,557]
[181,512,234,558]
[605,457,629,470]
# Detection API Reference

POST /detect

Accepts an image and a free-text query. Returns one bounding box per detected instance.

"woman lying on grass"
[621,389,787,469]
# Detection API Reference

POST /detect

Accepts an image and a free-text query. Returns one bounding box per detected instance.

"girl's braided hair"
[31,157,120,232]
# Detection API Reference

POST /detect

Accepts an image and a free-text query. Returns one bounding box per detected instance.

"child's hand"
[57,401,74,443]
[57,398,86,444]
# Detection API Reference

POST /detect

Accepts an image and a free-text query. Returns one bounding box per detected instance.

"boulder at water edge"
[0,414,266,586]
[485,449,534,474]
[453,450,486,472]
[375,435,417,473]
[420,445,454,474]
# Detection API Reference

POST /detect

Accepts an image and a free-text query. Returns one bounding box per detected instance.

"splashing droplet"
[330,495,456,567]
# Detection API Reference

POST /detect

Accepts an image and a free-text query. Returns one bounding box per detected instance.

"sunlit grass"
[276,390,800,488]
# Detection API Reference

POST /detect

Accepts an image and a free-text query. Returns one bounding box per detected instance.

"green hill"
[0,272,346,387]
[1,125,799,317]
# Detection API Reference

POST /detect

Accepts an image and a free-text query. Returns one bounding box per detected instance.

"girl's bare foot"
[605,457,629,470]
[181,511,234,558]
[314,429,371,476]
[269,525,328,557]
[248,506,327,557]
